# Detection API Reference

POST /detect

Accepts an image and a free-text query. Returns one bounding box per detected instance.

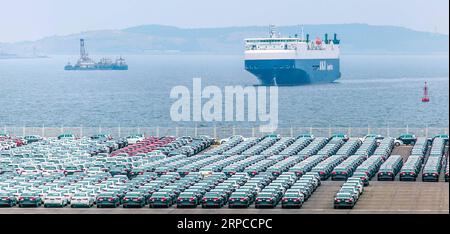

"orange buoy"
[422,82,430,103]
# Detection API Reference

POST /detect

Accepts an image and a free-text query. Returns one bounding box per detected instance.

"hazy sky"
[0,0,448,42]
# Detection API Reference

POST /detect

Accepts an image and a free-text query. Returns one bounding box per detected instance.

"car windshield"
[126,193,141,197]
[47,193,61,197]
[231,193,247,197]
[205,193,220,198]
[401,134,414,138]
[340,188,355,193]
[336,193,352,198]
[22,193,36,197]
[74,193,88,197]
[284,193,299,198]
[44,166,57,170]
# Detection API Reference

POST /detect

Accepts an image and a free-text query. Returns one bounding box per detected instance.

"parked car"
[281,192,304,209]
[378,155,403,181]
[149,192,174,208]
[0,192,17,207]
[23,135,43,144]
[395,134,417,146]
[126,134,145,145]
[96,192,120,208]
[71,192,95,208]
[177,192,200,208]
[399,156,422,181]
[228,192,253,208]
[18,192,42,207]
[334,193,356,209]
[255,192,279,209]
[57,133,76,140]
[202,192,226,208]
[44,192,69,208]
[123,192,146,208]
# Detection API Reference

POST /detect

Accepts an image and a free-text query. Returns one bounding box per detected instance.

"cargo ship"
[65,39,128,70]
[244,26,341,85]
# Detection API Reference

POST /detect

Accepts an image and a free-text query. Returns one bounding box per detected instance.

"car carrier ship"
[244,26,341,85]
[65,39,128,71]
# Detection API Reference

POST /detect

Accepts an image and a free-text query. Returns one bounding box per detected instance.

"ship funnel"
[306,34,310,42]
[333,33,340,44]
[325,34,328,44]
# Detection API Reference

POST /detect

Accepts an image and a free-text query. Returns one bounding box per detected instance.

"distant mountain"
[0,24,448,55]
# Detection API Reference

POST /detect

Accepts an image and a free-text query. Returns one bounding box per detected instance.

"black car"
[334,193,356,209]
[201,192,226,208]
[396,134,417,146]
[255,193,279,209]
[281,192,304,209]
[177,192,200,208]
[122,192,146,208]
[18,192,42,208]
[96,193,120,208]
[149,192,174,208]
[228,192,253,208]
[0,192,17,207]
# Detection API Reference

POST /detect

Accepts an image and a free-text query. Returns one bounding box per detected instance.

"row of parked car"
[397,138,429,182]
[422,138,447,182]
[334,177,365,209]
[377,155,404,181]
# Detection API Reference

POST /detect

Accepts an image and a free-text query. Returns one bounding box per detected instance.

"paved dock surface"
[1,146,448,215]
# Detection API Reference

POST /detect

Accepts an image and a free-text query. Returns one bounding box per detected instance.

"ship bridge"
[245,26,340,53]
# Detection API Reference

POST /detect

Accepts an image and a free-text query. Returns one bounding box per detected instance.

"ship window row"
[246,45,297,50]
[246,39,301,43]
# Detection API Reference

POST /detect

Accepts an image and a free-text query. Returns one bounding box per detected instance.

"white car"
[126,134,145,145]
[44,192,68,208]
[340,186,360,200]
[20,166,42,176]
[71,192,95,208]
[344,181,364,195]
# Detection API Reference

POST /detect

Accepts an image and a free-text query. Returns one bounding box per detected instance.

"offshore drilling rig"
[64,39,128,70]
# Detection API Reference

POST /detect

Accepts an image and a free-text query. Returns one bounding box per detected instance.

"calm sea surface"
[0,54,448,128]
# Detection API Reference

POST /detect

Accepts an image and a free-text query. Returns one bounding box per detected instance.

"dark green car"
[228,192,253,208]
[255,193,278,209]
[18,192,42,207]
[281,193,304,209]
[149,192,174,208]
[334,193,356,209]
[96,193,120,208]
[122,192,146,208]
[24,135,43,144]
[0,192,17,207]
[397,134,417,146]
[176,192,199,208]
[201,192,226,208]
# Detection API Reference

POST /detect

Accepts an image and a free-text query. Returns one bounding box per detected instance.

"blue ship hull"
[245,59,341,86]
